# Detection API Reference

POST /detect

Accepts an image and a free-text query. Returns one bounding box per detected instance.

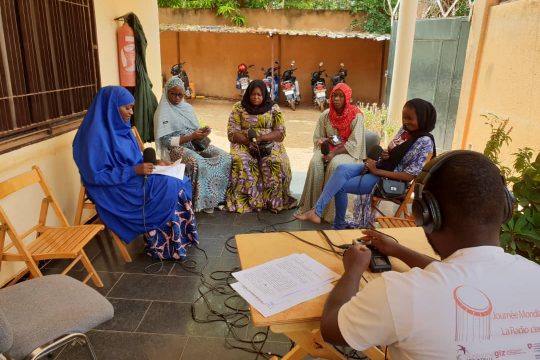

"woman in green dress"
[225,80,296,213]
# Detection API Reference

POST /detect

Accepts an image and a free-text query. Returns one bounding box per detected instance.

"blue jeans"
[314,163,379,229]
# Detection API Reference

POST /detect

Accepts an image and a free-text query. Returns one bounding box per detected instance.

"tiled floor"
[43,209,356,360]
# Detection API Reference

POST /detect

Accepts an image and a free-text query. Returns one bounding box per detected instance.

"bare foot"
[294,208,322,224]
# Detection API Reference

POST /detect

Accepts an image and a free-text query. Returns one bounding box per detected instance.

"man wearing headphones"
[320,151,540,359]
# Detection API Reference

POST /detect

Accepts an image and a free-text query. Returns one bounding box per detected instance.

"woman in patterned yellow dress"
[226,80,296,213]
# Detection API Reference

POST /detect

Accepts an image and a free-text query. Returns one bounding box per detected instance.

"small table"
[235,227,438,360]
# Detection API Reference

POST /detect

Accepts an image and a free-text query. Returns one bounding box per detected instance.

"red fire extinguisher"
[117,23,136,87]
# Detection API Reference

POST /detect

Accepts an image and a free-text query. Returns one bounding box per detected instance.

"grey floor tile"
[54,330,187,360]
[96,298,152,332]
[194,210,232,224]
[73,271,124,296]
[91,251,175,275]
[186,238,224,257]
[107,273,200,302]
[137,301,229,337]
[180,336,291,360]
[169,255,240,278]
[245,325,290,343]
[197,222,258,240]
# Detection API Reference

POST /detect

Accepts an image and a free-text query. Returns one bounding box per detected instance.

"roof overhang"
[160,23,390,41]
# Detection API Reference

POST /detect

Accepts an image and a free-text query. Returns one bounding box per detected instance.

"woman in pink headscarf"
[296,83,366,223]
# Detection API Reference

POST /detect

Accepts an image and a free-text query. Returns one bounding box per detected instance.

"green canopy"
[126,13,158,143]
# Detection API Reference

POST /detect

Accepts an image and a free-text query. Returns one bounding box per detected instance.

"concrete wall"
[453,0,540,163]
[160,31,388,105]
[159,8,364,32]
[0,0,163,285]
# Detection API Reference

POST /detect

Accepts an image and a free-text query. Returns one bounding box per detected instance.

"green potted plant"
[483,114,540,264]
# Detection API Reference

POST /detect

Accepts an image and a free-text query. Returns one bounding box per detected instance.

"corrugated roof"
[160,23,390,41]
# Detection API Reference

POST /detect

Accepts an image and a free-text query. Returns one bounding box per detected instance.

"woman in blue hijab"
[73,86,198,260]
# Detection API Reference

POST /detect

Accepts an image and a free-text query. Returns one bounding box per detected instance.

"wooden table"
[235,227,438,360]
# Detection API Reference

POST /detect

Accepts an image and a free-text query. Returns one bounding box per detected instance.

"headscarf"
[154,76,201,160]
[73,86,184,243]
[241,80,274,115]
[73,86,139,176]
[329,83,360,142]
[378,98,437,171]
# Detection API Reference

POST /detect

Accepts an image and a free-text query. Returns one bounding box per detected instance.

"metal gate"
[386,17,470,151]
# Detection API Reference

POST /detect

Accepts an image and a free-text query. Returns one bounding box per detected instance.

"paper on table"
[231,281,334,317]
[152,160,185,180]
[232,253,339,304]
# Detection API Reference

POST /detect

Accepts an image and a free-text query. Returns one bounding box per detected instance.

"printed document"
[152,160,185,180]
[231,281,333,317]
[232,253,339,305]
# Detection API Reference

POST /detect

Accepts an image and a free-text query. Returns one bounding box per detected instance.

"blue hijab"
[73,86,190,243]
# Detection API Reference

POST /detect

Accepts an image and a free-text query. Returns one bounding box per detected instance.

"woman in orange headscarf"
[296,83,366,223]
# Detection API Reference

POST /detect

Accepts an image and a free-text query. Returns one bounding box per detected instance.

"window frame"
[0,0,100,154]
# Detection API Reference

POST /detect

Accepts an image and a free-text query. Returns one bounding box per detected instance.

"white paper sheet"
[231,281,334,317]
[152,160,185,180]
[232,253,339,304]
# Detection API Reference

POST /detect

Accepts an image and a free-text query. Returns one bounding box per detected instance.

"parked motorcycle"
[261,61,280,101]
[281,61,301,111]
[311,62,328,112]
[331,63,348,87]
[170,62,192,98]
[236,63,254,96]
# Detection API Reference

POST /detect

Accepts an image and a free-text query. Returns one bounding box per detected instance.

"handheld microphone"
[321,142,330,156]
[321,141,330,170]
[247,128,257,144]
[143,148,157,165]
[361,145,384,175]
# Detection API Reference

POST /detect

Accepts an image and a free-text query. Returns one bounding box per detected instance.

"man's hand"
[157,159,172,166]
[343,244,371,275]
[361,229,400,257]
[381,150,390,160]
[134,163,154,176]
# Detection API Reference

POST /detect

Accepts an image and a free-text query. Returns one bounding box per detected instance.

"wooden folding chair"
[0,166,104,287]
[72,127,144,263]
[372,153,433,220]
[73,185,133,263]
[376,216,416,228]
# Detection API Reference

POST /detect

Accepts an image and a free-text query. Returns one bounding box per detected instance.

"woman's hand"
[191,129,208,140]
[322,151,335,163]
[157,160,172,166]
[381,150,390,160]
[134,163,154,176]
[364,158,378,175]
[234,132,250,145]
[317,138,329,146]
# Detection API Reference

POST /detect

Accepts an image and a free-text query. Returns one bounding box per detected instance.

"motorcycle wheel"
[288,99,296,111]
[318,101,325,112]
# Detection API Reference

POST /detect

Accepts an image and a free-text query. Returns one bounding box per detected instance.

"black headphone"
[412,150,515,234]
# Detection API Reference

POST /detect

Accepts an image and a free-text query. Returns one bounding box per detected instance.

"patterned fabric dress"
[347,129,434,228]
[154,76,232,212]
[144,188,198,260]
[226,102,296,213]
[296,110,366,223]
[161,134,231,212]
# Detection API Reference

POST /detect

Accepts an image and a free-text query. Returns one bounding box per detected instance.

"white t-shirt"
[338,246,540,359]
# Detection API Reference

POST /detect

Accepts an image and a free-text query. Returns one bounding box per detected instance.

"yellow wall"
[160,31,387,104]
[453,0,540,163]
[0,0,162,285]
